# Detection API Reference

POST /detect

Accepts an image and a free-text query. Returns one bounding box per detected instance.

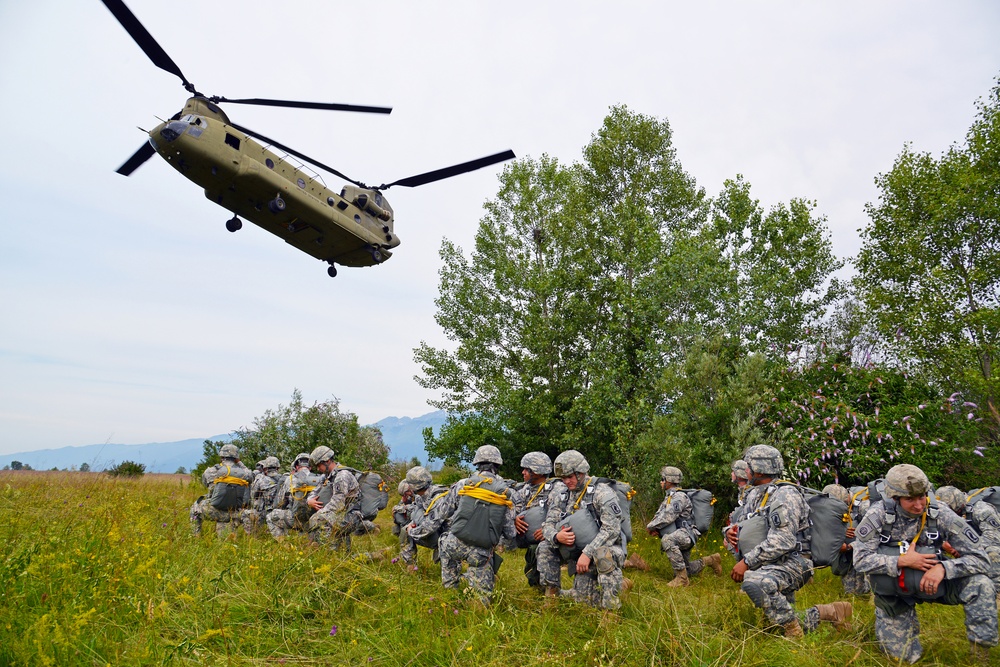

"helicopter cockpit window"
[224,133,240,150]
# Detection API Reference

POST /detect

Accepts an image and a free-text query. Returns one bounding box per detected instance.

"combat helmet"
[219,443,240,460]
[935,485,965,515]
[822,484,851,505]
[743,445,783,476]
[309,445,335,467]
[397,480,412,496]
[660,466,683,484]
[553,450,590,477]
[263,456,280,471]
[293,452,311,468]
[520,452,553,476]
[405,466,434,492]
[731,459,750,481]
[472,445,503,466]
[884,464,931,499]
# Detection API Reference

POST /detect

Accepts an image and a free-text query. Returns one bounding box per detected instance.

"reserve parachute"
[209,464,253,511]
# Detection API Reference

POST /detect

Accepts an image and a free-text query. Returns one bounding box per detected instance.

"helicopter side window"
[224,133,241,150]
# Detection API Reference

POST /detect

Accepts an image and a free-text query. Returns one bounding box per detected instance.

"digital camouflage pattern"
[512,478,555,587]
[402,483,450,565]
[307,466,362,551]
[853,498,997,663]
[738,482,824,632]
[538,477,625,610]
[242,469,283,534]
[969,501,1000,589]
[189,459,253,536]
[647,488,704,578]
[266,467,321,539]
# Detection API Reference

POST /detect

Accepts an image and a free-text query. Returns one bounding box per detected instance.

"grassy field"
[0,471,991,666]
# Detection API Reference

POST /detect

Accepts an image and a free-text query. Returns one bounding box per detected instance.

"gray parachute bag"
[682,488,716,533]
[341,468,390,521]
[209,464,253,511]
[449,473,512,549]
[516,480,553,547]
[870,498,945,600]
[593,477,636,542]
[801,486,850,568]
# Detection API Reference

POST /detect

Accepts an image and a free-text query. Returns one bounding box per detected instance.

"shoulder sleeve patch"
[966,527,981,543]
[610,502,622,516]
[857,524,872,538]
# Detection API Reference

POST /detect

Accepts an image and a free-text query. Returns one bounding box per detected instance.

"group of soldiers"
[190,442,1000,664]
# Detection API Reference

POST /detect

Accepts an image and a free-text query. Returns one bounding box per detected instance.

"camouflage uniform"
[512,477,555,588]
[391,481,415,545]
[416,473,516,602]
[538,477,625,610]
[403,483,450,565]
[738,482,824,632]
[242,462,282,535]
[841,488,872,595]
[969,500,1000,590]
[266,467,321,539]
[648,488,705,579]
[853,499,997,662]
[307,466,363,551]
[189,457,254,536]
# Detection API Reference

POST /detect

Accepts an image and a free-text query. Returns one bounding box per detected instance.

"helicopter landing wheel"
[327,265,338,278]
[370,248,382,264]
[268,196,286,214]
[225,216,242,232]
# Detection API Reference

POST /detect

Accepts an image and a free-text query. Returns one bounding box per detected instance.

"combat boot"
[815,601,853,631]
[621,577,634,593]
[624,552,650,571]
[701,553,723,575]
[543,586,560,608]
[666,570,690,587]
[783,620,804,638]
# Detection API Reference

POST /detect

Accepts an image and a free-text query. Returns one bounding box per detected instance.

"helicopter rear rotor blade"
[227,121,363,188]
[378,150,516,189]
[115,141,156,176]
[100,0,195,93]
[218,97,392,115]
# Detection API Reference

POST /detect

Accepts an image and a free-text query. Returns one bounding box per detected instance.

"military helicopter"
[101,0,514,277]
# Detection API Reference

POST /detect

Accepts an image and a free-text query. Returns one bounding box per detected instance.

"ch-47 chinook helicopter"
[101,0,514,277]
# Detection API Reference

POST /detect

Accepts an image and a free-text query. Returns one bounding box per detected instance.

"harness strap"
[211,465,250,487]
[457,486,513,507]
[525,481,548,509]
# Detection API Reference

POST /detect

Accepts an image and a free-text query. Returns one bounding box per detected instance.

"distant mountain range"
[0,410,447,473]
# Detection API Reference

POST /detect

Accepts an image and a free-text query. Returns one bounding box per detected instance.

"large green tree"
[855,77,1000,423]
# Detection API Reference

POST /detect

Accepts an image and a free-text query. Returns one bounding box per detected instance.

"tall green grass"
[0,472,985,666]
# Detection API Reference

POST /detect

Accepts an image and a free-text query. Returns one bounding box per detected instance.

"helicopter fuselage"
[148,97,399,268]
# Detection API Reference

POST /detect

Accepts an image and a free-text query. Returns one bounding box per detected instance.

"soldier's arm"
[938,508,991,580]
[647,497,679,532]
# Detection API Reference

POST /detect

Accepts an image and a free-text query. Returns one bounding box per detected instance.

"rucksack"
[339,467,390,521]
[449,473,513,549]
[208,464,253,511]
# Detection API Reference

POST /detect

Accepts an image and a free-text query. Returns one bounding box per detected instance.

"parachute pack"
[449,473,513,549]
[555,477,636,561]
[593,477,636,542]
[736,481,848,568]
[208,464,253,511]
[516,479,554,548]
[681,488,716,534]
[869,497,945,600]
[290,471,324,523]
[339,467,390,521]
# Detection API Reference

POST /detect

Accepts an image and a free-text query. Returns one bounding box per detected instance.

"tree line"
[414,78,1000,511]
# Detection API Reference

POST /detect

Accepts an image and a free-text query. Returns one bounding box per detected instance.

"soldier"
[189,443,254,537]
[512,452,555,591]
[305,445,363,552]
[537,450,625,610]
[392,480,415,544]
[242,456,282,535]
[402,466,450,570]
[726,444,852,637]
[647,466,722,587]
[854,464,997,663]
[266,452,321,539]
[965,488,1000,596]
[411,446,516,604]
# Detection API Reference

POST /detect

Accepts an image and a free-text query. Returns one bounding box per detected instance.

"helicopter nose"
[159,120,187,143]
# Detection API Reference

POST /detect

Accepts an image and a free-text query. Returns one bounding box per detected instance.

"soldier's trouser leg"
[570,546,623,610]
[660,531,692,577]
[438,532,465,589]
[309,510,361,551]
[464,545,496,600]
[536,541,563,589]
[189,498,205,535]
[524,544,540,588]
[400,537,418,565]
[687,550,705,577]
[841,566,871,595]
[956,574,999,648]
[267,509,294,539]
[873,599,922,663]
[741,557,812,630]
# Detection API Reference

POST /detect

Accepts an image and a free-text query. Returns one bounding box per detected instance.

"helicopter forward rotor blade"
[115,141,156,176]
[100,0,194,92]
[218,98,392,115]
[227,121,363,188]
[378,150,516,189]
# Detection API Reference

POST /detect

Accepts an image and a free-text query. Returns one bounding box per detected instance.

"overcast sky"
[0,1,997,455]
